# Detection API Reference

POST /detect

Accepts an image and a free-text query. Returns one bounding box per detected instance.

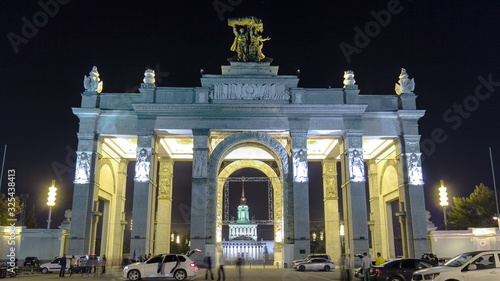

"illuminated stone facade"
[68,62,429,267]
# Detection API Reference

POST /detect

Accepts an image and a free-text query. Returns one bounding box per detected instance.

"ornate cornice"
[132,103,367,117]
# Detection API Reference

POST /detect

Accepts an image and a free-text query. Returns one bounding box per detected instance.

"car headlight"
[123,266,129,270]
[423,273,439,280]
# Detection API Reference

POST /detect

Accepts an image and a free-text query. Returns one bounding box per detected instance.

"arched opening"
[207,131,290,266]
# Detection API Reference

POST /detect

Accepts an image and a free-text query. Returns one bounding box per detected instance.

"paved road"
[12,266,349,281]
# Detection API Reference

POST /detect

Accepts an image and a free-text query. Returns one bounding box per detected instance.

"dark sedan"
[371,259,434,281]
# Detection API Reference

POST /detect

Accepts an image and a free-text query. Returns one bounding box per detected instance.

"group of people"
[204,253,245,281]
[341,252,385,281]
[58,254,107,277]
[421,253,439,265]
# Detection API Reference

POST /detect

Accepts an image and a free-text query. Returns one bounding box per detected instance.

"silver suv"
[123,250,201,281]
[291,254,331,268]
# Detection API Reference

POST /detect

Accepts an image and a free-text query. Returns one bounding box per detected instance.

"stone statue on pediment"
[343,70,356,86]
[395,68,415,95]
[83,66,103,93]
[143,69,155,84]
[228,16,271,62]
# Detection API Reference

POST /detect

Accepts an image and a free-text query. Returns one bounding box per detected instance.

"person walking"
[236,254,244,281]
[101,255,107,274]
[361,252,372,281]
[87,256,94,275]
[375,252,385,266]
[217,254,225,281]
[59,254,67,277]
[69,256,76,277]
[204,252,214,280]
[342,254,353,281]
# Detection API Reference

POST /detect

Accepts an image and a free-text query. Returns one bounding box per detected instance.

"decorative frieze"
[158,158,173,199]
[210,83,288,100]
[323,160,338,199]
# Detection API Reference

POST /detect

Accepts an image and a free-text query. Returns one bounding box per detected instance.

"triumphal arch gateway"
[68,17,429,266]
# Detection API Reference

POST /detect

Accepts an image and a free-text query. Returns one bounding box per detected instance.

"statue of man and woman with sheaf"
[229,16,271,62]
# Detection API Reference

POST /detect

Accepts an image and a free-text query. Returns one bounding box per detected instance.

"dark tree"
[0,194,22,226]
[25,205,37,228]
[447,183,498,229]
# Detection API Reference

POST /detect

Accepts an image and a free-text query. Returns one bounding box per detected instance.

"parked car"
[122,251,199,281]
[72,255,100,274]
[23,257,40,267]
[294,258,335,271]
[291,254,331,268]
[39,257,70,274]
[363,258,435,281]
[412,250,500,281]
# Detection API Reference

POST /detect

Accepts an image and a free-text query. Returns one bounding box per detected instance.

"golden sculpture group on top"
[229,16,271,62]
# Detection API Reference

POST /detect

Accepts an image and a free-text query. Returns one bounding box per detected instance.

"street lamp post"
[489,148,500,228]
[47,180,57,229]
[439,180,449,230]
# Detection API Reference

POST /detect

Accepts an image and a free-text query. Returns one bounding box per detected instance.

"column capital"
[192,128,210,136]
[290,130,308,150]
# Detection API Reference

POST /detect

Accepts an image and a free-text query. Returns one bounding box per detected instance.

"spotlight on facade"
[47,180,57,229]
[439,180,449,229]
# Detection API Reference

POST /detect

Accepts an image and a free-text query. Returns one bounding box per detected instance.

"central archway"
[207,131,291,265]
[217,160,284,244]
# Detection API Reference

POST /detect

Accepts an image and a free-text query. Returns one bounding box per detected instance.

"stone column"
[190,129,210,260]
[399,135,429,258]
[155,157,174,254]
[109,159,128,265]
[396,110,429,258]
[68,108,100,255]
[290,130,310,259]
[322,159,341,264]
[130,133,157,258]
[342,132,370,256]
[367,160,383,256]
[90,200,102,254]
[59,222,71,256]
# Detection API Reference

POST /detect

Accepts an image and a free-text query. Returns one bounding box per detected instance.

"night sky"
[1,0,500,234]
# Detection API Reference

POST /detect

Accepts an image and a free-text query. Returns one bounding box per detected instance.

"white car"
[123,252,199,281]
[39,257,70,273]
[294,258,335,271]
[412,250,500,281]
